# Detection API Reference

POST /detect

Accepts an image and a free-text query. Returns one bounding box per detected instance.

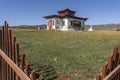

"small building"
[44,8,88,31]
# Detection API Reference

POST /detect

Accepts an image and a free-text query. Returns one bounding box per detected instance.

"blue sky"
[0,0,120,26]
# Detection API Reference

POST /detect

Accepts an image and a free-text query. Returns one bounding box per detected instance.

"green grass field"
[12,29,120,80]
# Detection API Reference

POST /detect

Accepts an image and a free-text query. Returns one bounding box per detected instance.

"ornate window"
[62,21,65,26]
[72,20,81,26]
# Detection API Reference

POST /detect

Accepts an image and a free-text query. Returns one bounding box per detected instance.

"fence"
[0,21,44,80]
[95,45,120,80]
[2,21,120,80]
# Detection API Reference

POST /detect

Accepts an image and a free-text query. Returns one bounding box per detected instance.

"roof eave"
[43,15,61,19]
[84,18,88,21]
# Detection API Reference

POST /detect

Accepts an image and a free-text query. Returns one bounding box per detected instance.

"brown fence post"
[15,42,20,80]
[112,46,118,68]
[107,53,113,72]
[20,51,25,70]
[0,29,2,80]
[6,22,9,80]
[102,62,108,79]
[15,42,19,66]
[39,75,44,80]
[12,36,16,80]
[8,29,12,80]
[0,29,2,48]
[25,61,29,76]
[96,74,101,80]
[2,23,7,80]
[31,70,36,80]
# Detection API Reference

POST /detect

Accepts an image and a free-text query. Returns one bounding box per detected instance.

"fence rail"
[0,21,44,80]
[103,64,120,80]
[0,49,31,80]
[95,45,120,80]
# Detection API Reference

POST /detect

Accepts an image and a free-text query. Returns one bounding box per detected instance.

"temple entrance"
[49,20,52,30]
[71,20,82,30]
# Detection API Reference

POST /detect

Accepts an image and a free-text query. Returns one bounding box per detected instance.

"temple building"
[44,8,88,31]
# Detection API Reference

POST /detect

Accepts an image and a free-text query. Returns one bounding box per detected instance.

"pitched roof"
[58,8,76,14]
[44,14,88,21]
[44,8,88,21]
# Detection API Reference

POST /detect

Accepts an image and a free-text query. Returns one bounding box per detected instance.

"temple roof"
[44,14,88,21]
[44,8,88,21]
[57,8,76,14]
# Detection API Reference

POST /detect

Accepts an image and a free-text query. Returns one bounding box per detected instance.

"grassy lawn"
[12,29,120,80]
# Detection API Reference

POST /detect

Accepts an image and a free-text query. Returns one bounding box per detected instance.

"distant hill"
[1,23,120,31]
[85,24,120,31]
[10,24,47,29]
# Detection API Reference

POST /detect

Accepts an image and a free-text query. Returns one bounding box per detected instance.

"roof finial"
[65,6,69,10]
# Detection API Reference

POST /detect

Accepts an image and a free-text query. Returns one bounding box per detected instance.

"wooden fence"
[0,21,44,80]
[2,21,120,80]
[95,45,120,80]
